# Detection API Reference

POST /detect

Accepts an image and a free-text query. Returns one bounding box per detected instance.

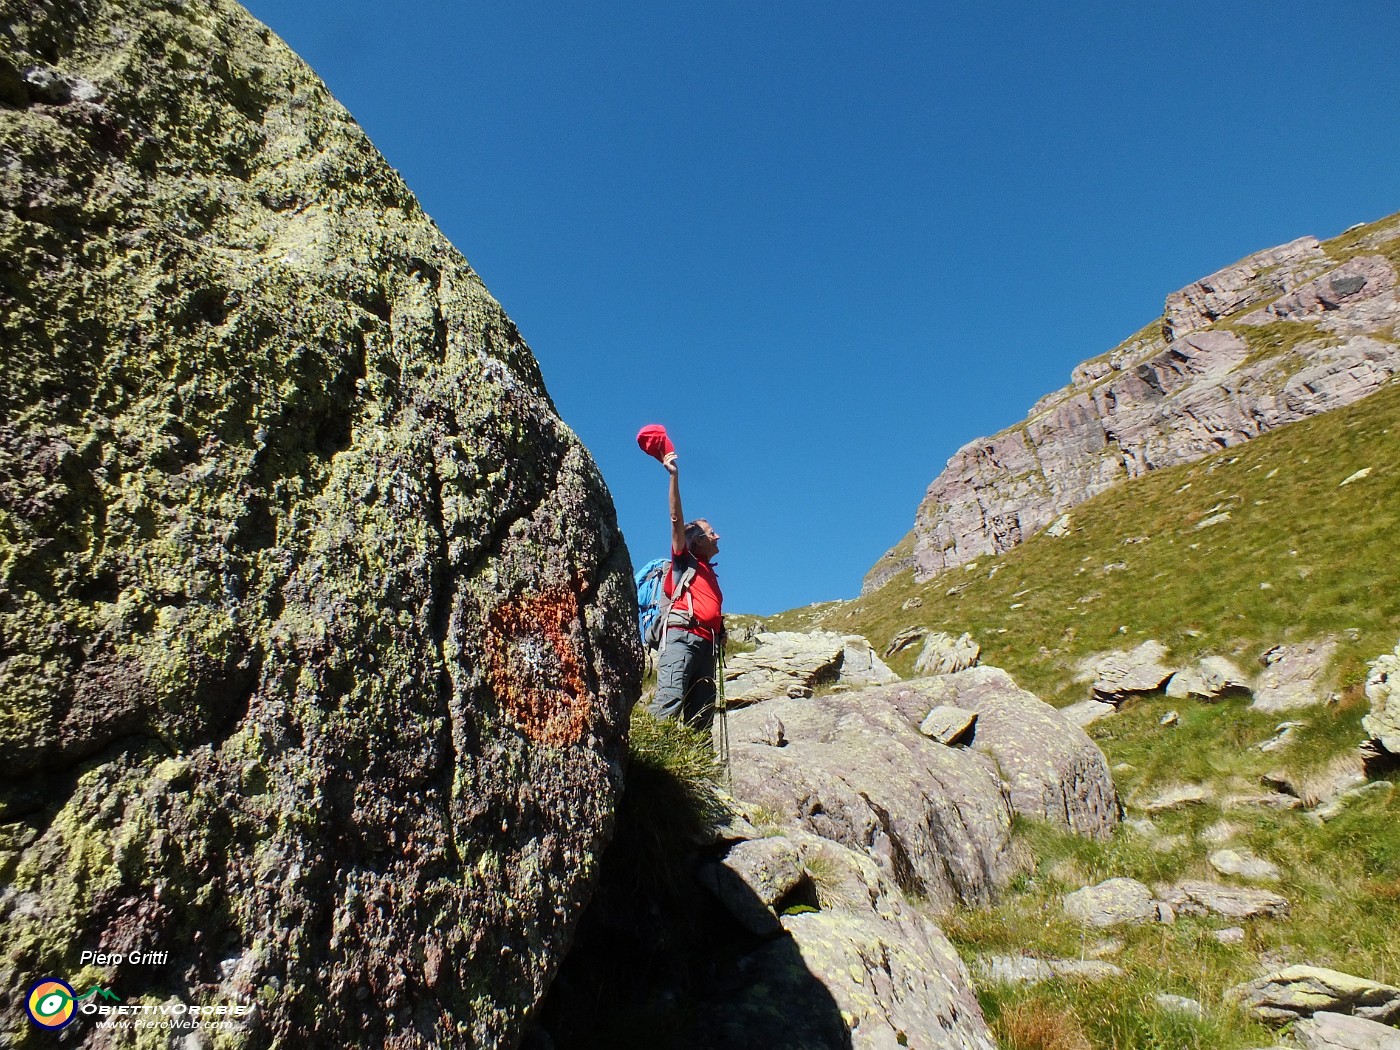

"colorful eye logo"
[26,978,78,1030]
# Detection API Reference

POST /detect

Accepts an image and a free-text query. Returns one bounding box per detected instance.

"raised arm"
[664,452,686,554]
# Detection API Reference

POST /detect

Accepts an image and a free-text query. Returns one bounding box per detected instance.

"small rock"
[1311,781,1394,823]
[973,955,1125,985]
[1160,710,1180,726]
[1209,849,1281,882]
[918,706,978,746]
[1156,993,1204,1017]
[1144,783,1213,813]
[1064,877,1158,928]
[1213,927,1247,945]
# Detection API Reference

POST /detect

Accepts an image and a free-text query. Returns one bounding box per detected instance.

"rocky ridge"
[865,217,1400,592]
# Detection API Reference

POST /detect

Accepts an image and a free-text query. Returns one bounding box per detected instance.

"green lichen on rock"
[0,0,640,1046]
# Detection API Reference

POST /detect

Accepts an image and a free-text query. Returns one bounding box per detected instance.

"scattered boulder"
[1167,656,1252,701]
[1311,781,1394,823]
[1143,783,1214,813]
[884,626,928,658]
[1252,640,1339,712]
[838,636,902,688]
[914,631,982,675]
[1292,1012,1400,1050]
[1227,966,1400,1026]
[1213,927,1247,945]
[1156,993,1205,1018]
[1081,641,1177,702]
[1060,698,1118,727]
[919,706,978,746]
[1364,640,1400,756]
[1209,849,1281,882]
[1162,880,1290,920]
[712,829,999,1050]
[972,955,1125,985]
[1064,878,1158,928]
[726,686,1019,910]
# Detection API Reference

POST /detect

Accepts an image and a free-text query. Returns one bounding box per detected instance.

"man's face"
[693,519,720,559]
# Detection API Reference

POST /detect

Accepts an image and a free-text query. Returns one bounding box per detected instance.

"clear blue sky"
[241,0,1400,615]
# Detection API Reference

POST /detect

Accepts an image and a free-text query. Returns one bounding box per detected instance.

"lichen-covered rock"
[726,672,1118,910]
[913,630,981,676]
[1253,640,1339,712]
[1063,878,1158,928]
[1364,640,1400,756]
[1080,641,1176,702]
[1227,966,1400,1026]
[910,667,1120,838]
[0,2,638,1047]
[1292,1011,1400,1050]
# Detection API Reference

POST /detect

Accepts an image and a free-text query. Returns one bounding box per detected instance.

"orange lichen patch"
[486,589,593,747]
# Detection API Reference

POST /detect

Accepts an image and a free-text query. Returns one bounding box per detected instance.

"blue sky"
[242,1,1400,615]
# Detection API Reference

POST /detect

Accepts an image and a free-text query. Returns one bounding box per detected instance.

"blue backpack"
[634,557,697,649]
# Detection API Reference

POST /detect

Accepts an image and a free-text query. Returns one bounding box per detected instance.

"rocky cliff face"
[865,217,1400,592]
[0,2,638,1047]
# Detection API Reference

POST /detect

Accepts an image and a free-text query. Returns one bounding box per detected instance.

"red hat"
[636,424,675,462]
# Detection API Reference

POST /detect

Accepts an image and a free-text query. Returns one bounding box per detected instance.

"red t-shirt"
[666,545,723,642]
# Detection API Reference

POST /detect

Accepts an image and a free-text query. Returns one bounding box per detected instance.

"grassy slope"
[781,375,1400,710]
[754,222,1400,1047]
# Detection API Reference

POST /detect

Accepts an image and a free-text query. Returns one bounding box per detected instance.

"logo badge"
[26,978,78,1030]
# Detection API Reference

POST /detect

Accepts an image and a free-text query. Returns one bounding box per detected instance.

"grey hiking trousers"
[648,628,716,731]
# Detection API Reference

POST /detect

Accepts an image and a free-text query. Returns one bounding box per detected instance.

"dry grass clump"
[995,1000,1093,1050]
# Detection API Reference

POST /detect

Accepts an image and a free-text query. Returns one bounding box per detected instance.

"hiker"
[646,445,724,730]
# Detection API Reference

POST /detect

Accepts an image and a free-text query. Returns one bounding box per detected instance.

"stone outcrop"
[1364,640,1400,756]
[723,631,897,705]
[864,216,1400,592]
[1167,656,1252,701]
[0,3,637,1047]
[726,671,1119,910]
[913,630,981,676]
[1228,966,1400,1026]
[1253,640,1339,712]
[1292,1012,1400,1050]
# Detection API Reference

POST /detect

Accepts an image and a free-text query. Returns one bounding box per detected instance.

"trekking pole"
[715,643,731,784]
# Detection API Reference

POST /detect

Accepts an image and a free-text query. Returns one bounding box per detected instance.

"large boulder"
[725,672,1118,909]
[1364,640,1400,756]
[0,3,637,1047]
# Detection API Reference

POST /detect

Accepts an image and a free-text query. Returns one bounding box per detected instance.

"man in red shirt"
[647,448,723,730]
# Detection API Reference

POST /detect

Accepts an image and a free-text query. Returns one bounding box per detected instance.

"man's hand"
[663,452,679,476]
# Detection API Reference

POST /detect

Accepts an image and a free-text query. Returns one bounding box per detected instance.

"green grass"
[947,771,1400,1050]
